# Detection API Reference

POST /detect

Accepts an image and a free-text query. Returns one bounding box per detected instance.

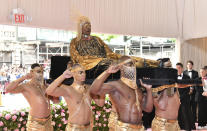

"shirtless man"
[46,63,104,131]
[151,60,180,131]
[151,88,180,131]
[90,56,153,131]
[6,63,53,131]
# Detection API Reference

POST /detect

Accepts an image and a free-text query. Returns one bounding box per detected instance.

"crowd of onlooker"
[0,64,27,82]
[0,64,27,92]
[0,63,50,93]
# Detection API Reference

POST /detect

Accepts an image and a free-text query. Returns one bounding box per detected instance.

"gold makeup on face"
[71,67,85,73]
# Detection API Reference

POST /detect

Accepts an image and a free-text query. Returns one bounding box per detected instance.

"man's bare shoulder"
[9,82,28,94]
[60,84,70,89]
[107,80,120,87]
[21,82,33,90]
[23,82,44,91]
[19,82,27,87]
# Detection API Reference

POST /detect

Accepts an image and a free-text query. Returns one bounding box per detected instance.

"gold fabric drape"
[70,36,159,70]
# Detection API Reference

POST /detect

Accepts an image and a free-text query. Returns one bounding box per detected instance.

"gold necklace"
[30,81,45,95]
[72,83,86,94]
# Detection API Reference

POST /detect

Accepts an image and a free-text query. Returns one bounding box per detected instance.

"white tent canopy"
[0,0,207,40]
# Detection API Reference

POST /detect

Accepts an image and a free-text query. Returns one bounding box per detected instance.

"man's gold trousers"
[115,120,144,131]
[108,110,118,131]
[26,114,53,131]
[151,116,180,131]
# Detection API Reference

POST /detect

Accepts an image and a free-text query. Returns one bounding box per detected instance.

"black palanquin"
[49,56,201,89]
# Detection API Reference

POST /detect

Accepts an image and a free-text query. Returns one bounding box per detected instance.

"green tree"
[92,33,119,43]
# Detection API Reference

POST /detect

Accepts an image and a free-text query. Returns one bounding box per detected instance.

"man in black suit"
[195,68,207,129]
[183,60,199,124]
[176,63,196,131]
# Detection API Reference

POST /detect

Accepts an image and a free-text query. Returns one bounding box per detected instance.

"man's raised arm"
[140,80,153,112]
[46,69,72,97]
[90,65,119,96]
[6,73,31,93]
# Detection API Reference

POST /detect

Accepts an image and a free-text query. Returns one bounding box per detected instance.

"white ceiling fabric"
[0,0,207,40]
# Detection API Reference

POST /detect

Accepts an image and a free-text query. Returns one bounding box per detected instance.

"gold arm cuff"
[152,84,178,93]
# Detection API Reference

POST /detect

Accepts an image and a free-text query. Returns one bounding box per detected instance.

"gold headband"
[71,66,85,72]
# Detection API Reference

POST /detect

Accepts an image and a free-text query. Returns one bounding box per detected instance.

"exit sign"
[9,8,32,25]
[14,14,25,23]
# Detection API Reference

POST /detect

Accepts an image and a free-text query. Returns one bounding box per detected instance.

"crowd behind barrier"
[0,64,50,94]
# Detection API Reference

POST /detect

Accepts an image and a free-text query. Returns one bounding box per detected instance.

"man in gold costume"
[151,59,180,131]
[69,16,159,71]
[90,56,154,131]
[152,88,181,131]
[46,63,104,131]
[69,16,159,131]
[6,63,53,131]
